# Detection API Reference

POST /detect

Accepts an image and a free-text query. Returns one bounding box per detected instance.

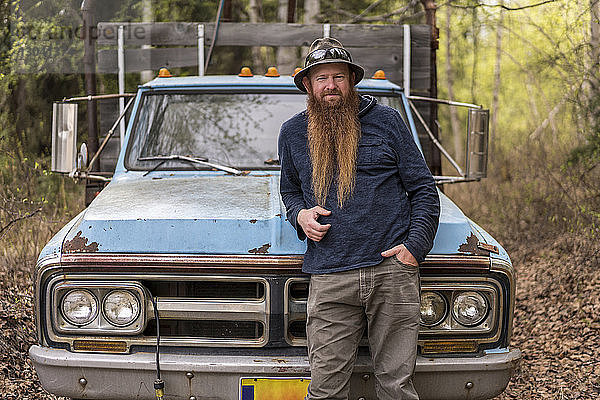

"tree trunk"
[304,0,320,23]
[490,2,504,157]
[140,0,154,83]
[587,0,600,138]
[248,0,264,73]
[445,1,463,164]
[470,6,479,105]
[277,0,298,75]
[590,0,600,75]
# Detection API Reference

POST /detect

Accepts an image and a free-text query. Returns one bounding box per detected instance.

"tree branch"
[0,206,43,241]
[337,0,422,23]
[450,0,557,11]
[346,0,387,23]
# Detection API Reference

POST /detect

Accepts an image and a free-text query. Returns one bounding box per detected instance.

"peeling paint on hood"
[62,175,306,255]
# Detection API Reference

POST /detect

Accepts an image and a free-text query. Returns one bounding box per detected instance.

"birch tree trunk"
[248,0,264,73]
[304,0,320,24]
[470,6,479,105]
[140,0,154,83]
[490,2,504,156]
[445,2,463,164]
[587,0,600,138]
[277,0,298,75]
[590,0,600,78]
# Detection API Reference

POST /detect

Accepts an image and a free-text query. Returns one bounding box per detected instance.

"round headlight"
[102,290,140,327]
[61,289,98,326]
[420,291,447,327]
[452,291,488,327]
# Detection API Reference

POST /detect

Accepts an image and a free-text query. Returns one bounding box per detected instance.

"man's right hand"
[297,206,331,242]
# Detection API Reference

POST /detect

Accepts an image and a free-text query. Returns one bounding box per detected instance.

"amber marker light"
[158,68,172,78]
[421,340,478,354]
[73,339,128,353]
[239,67,253,77]
[292,67,302,76]
[265,67,280,77]
[372,70,386,80]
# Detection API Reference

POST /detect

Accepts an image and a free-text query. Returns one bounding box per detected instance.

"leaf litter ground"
[0,234,599,399]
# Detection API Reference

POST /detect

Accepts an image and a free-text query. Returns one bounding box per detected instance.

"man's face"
[303,63,353,105]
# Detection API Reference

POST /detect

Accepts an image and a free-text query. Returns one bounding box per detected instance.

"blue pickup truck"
[31,70,520,399]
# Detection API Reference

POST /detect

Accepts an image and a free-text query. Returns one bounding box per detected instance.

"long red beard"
[307,88,361,208]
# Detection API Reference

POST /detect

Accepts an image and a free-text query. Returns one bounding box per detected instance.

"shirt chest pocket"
[357,138,383,165]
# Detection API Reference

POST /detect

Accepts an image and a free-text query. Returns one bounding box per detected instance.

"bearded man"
[278,38,440,400]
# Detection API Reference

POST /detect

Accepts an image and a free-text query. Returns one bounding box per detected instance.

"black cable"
[151,295,164,399]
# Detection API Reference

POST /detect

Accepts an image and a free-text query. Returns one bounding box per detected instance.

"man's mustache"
[321,89,342,96]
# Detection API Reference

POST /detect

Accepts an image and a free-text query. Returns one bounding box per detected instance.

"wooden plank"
[98,22,431,48]
[333,24,430,48]
[98,22,199,46]
[98,45,432,87]
[214,23,322,47]
[98,47,199,73]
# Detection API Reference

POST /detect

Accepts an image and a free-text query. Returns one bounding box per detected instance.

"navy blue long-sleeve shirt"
[278,95,440,274]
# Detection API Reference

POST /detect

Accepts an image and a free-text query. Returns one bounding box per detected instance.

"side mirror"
[51,102,78,173]
[77,143,88,170]
[466,109,489,179]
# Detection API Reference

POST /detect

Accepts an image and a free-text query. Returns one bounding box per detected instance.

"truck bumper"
[30,345,520,400]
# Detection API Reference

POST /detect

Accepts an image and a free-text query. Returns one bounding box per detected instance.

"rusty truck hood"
[59,173,505,259]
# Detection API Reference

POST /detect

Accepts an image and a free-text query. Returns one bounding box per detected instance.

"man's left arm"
[383,111,440,265]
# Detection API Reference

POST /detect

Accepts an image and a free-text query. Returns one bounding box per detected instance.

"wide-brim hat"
[294,37,365,93]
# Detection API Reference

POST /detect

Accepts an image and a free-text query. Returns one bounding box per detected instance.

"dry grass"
[0,151,83,398]
[445,143,600,245]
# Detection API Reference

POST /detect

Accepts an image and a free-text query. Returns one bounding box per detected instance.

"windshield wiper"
[138,155,243,176]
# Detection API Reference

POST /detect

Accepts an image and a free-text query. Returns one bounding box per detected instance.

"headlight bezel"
[52,281,146,335]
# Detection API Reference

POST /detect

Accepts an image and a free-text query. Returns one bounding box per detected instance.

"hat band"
[304,47,353,68]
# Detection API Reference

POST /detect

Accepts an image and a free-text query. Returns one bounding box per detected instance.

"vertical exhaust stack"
[420,0,441,176]
[81,0,99,172]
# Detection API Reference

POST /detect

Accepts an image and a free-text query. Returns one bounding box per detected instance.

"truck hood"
[61,174,494,257]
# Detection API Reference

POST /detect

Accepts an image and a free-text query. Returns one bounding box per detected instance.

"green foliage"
[437,1,599,238]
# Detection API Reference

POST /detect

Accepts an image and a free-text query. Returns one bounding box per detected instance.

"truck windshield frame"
[124,90,407,172]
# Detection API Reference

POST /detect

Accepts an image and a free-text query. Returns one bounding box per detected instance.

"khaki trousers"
[305,256,420,400]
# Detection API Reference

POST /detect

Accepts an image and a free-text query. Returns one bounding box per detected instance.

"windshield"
[125,92,405,170]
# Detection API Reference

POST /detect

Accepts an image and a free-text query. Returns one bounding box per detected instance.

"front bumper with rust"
[29,345,520,400]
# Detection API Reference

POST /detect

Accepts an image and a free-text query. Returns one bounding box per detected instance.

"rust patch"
[458,233,489,256]
[275,213,282,217]
[248,243,271,254]
[478,242,499,254]
[63,231,99,253]
[249,219,258,224]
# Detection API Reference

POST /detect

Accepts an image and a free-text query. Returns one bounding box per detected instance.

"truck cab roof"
[141,74,404,94]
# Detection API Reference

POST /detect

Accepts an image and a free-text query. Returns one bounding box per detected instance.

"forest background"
[1,0,599,398]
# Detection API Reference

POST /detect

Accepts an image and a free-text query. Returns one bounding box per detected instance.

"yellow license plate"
[240,377,310,400]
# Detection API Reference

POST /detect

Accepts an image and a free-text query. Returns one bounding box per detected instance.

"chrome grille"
[45,275,270,348]
[144,320,264,339]
[144,280,265,299]
[284,278,309,345]
[144,277,269,345]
